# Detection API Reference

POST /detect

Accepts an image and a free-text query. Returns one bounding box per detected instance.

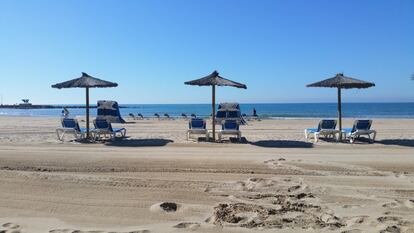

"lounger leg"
[372,132,376,142]
[56,129,63,141]
[314,133,318,143]
[304,129,308,139]
[238,132,241,142]
[187,132,190,141]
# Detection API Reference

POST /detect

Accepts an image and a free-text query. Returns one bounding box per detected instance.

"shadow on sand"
[250,140,314,148]
[196,137,249,143]
[377,139,414,147]
[105,138,173,147]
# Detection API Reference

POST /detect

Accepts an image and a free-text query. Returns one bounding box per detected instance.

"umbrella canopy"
[51,72,118,89]
[52,72,118,139]
[184,70,247,89]
[307,73,375,89]
[185,71,247,141]
[307,73,375,140]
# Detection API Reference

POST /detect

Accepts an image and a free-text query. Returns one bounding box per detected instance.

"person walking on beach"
[61,107,69,118]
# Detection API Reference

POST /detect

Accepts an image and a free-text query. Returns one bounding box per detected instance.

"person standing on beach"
[253,108,257,117]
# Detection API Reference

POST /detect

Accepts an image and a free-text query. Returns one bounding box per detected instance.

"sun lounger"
[218,120,241,142]
[215,110,227,124]
[342,120,376,143]
[227,110,240,119]
[305,119,340,143]
[187,118,209,140]
[56,118,88,141]
[93,118,126,140]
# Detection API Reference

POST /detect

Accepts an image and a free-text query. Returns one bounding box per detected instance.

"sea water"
[0,103,413,119]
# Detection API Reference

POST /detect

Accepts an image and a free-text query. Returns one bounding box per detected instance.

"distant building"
[19,99,32,108]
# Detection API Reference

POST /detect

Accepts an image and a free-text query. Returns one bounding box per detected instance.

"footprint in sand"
[0,223,21,233]
[341,230,363,233]
[342,204,361,209]
[173,222,201,229]
[382,201,399,208]
[50,230,103,233]
[123,230,151,233]
[150,202,179,213]
[379,225,401,233]
[377,216,402,223]
[50,230,150,233]
[404,199,414,208]
[2,223,19,229]
[242,177,278,191]
[345,216,369,225]
[49,230,76,233]
[287,185,301,192]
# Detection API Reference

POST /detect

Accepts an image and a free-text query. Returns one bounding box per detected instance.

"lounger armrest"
[188,129,207,132]
[219,129,241,134]
[353,129,376,134]
[305,128,318,133]
[113,127,126,132]
[319,129,340,133]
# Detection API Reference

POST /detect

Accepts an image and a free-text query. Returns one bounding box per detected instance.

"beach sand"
[0,116,413,233]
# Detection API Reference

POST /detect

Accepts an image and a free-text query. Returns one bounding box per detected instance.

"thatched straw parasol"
[52,72,118,139]
[185,71,247,141]
[307,73,375,140]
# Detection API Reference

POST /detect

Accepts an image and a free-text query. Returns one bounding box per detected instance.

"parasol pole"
[86,87,90,139]
[212,85,216,141]
[337,87,342,141]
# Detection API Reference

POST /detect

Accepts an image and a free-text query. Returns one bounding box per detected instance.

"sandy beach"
[0,116,413,233]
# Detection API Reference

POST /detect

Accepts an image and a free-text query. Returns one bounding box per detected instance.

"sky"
[0,0,413,105]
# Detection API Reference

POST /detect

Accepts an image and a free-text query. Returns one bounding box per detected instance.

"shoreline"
[0,115,413,120]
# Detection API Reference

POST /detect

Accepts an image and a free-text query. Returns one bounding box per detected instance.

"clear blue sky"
[0,0,413,104]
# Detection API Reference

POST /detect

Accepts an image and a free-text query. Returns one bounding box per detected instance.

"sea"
[0,103,413,119]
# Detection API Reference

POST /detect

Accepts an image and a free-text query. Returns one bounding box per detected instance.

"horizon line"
[2,101,414,106]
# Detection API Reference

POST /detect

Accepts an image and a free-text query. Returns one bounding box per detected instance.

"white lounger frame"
[344,129,377,143]
[187,129,209,141]
[218,129,241,142]
[305,129,340,143]
[56,128,85,141]
[94,128,126,141]
[56,118,89,141]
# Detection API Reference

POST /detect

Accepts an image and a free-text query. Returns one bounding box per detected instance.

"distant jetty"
[0,104,98,109]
